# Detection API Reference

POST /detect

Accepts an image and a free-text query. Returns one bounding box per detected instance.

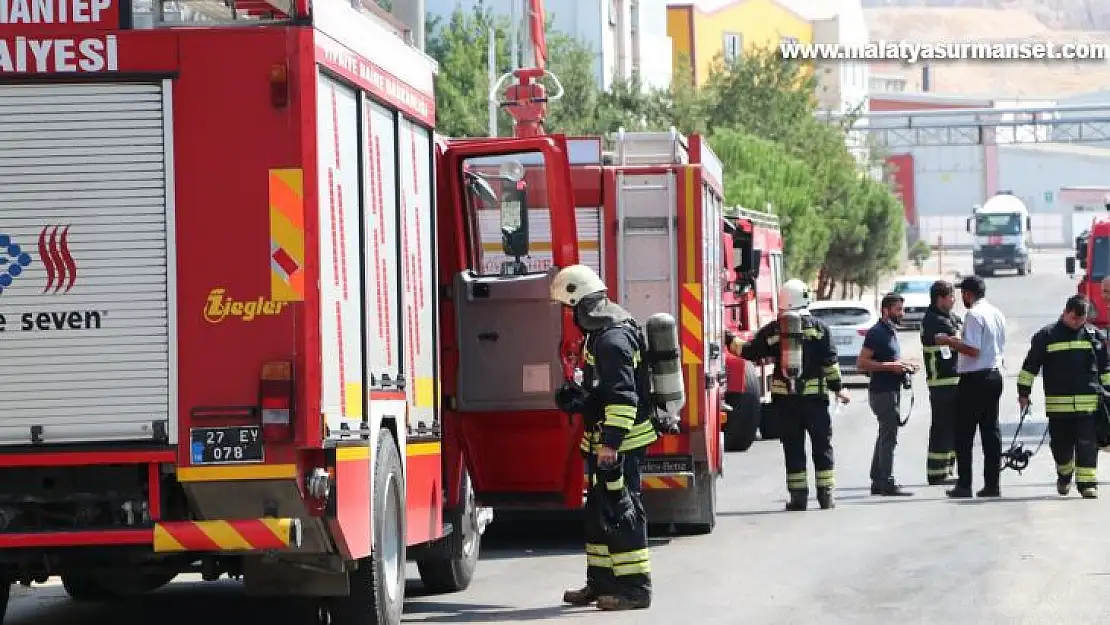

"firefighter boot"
[563,586,598,606]
[1080,486,1098,499]
[785,490,808,511]
[817,487,835,510]
[1057,474,1072,496]
[596,595,651,611]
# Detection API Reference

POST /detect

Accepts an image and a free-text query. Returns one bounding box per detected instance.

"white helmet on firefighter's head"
[550,264,607,306]
[778,279,811,312]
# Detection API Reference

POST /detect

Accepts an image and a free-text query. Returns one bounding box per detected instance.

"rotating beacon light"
[778,309,805,394]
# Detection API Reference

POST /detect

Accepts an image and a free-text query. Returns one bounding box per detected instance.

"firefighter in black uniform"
[736,279,850,511]
[921,280,961,484]
[1017,294,1110,498]
[550,264,656,611]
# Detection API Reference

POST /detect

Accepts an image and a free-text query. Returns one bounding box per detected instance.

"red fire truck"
[1068,208,1110,329]
[476,129,734,533]
[722,207,784,451]
[0,0,586,622]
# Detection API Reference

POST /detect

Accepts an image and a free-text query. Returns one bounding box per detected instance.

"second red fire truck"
[476,128,783,532]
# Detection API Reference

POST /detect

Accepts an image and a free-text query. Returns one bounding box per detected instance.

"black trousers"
[775,395,835,494]
[955,369,1004,490]
[926,386,958,480]
[583,451,651,600]
[1048,414,1099,490]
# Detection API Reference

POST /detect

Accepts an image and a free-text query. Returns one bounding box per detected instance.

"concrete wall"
[996,144,1110,246]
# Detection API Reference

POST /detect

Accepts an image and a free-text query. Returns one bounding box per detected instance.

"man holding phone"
[857,293,919,497]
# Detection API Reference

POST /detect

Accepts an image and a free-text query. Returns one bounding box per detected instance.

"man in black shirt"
[857,293,918,496]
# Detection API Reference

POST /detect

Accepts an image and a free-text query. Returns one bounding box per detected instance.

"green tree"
[711,129,829,281]
[652,54,708,136]
[700,46,905,295]
[909,240,931,270]
[426,7,663,137]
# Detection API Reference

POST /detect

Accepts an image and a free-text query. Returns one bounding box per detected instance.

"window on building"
[723,32,743,63]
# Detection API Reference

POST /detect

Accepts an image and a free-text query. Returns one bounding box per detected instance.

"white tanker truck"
[966,191,1033,277]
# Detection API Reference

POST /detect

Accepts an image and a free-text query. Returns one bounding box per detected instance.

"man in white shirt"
[934,276,1007,498]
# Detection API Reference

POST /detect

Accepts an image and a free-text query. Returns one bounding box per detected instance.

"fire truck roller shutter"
[0,82,175,445]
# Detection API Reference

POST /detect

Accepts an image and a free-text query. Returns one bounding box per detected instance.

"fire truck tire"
[724,365,762,452]
[416,470,480,594]
[331,429,406,625]
[61,571,176,601]
[0,583,9,620]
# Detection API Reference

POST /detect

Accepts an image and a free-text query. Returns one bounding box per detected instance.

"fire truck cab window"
[974,214,1021,235]
[462,151,550,276]
[1090,236,1110,279]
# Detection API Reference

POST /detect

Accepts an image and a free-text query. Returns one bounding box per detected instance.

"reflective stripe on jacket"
[920,306,961,387]
[738,313,842,398]
[579,322,659,453]
[1017,320,1110,417]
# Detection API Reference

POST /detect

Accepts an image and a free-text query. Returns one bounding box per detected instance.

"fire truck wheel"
[0,583,9,620]
[724,365,762,452]
[61,575,114,601]
[415,469,480,594]
[62,571,176,601]
[331,429,406,625]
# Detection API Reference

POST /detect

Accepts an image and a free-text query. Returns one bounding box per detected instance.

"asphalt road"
[8,249,1098,625]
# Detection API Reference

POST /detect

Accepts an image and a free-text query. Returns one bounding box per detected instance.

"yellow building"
[667,0,813,85]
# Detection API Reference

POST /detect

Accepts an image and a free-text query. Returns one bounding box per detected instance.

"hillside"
[864,7,1110,97]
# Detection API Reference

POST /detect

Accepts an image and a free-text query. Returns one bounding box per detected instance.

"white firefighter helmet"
[550,264,607,306]
[778,279,812,312]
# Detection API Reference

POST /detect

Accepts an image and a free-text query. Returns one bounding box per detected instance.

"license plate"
[190,426,263,465]
[834,336,853,346]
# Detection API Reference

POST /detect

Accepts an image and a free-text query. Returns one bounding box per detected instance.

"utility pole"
[488,27,498,137]
[521,0,534,68]
[509,0,519,69]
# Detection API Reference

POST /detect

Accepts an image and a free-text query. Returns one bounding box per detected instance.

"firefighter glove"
[556,382,590,414]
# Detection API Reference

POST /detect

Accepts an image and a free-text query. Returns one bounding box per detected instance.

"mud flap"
[640,456,716,535]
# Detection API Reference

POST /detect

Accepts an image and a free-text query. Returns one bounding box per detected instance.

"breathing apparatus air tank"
[778,309,806,393]
[644,313,685,412]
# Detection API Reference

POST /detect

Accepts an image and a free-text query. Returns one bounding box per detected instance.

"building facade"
[426,0,673,90]
[665,0,812,85]
[666,0,868,115]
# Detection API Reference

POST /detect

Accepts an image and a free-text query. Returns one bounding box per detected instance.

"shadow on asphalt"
[716,508,788,518]
[480,512,676,561]
[403,601,589,622]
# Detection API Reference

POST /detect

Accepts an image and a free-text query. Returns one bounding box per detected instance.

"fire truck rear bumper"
[641,474,693,490]
[153,519,302,553]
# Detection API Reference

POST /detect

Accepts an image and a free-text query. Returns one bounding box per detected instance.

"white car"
[888,275,945,329]
[809,300,879,379]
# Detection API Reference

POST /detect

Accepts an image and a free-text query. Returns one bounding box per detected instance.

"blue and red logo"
[0,225,78,296]
[0,234,33,295]
[37,225,77,294]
